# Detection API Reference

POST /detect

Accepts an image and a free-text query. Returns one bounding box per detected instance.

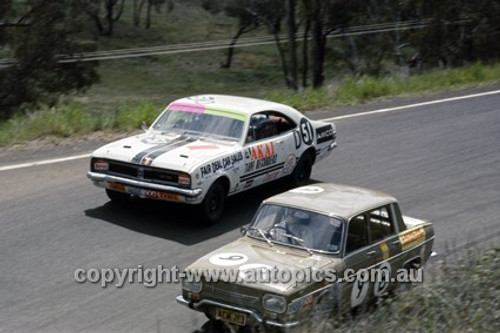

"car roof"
[169,95,299,116]
[263,183,397,219]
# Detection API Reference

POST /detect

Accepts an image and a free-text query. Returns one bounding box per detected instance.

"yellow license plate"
[216,308,246,326]
[107,182,126,192]
[144,190,180,202]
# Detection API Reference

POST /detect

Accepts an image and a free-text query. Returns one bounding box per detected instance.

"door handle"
[276,140,284,144]
[366,250,376,256]
[392,240,400,246]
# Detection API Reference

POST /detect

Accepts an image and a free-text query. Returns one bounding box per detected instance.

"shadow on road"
[84,179,319,245]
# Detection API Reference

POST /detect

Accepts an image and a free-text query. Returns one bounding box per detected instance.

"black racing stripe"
[240,163,285,181]
[141,136,197,163]
[131,136,187,164]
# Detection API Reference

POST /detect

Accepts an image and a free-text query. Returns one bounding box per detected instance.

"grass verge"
[321,247,500,332]
[1,62,499,147]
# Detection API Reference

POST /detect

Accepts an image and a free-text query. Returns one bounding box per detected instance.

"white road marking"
[1,89,499,172]
[0,153,91,171]
[322,89,500,122]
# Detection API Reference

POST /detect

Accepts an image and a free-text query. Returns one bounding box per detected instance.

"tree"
[409,0,500,69]
[222,0,261,68]
[221,1,294,88]
[286,0,298,90]
[0,0,99,119]
[78,0,125,36]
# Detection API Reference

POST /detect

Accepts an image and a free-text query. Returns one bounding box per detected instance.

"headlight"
[178,173,191,187]
[262,294,286,314]
[93,159,109,171]
[182,277,203,293]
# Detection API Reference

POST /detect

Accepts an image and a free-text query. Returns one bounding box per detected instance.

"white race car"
[87,95,337,223]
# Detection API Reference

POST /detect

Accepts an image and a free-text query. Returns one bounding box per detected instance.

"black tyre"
[105,189,130,203]
[292,153,313,186]
[200,181,226,224]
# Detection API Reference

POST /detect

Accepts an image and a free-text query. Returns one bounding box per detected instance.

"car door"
[342,214,380,309]
[366,205,402,297]
[240,112,296,189]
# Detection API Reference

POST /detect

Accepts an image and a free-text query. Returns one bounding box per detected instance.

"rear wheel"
[105,189,130,203]
[200,181,226,224]
[292,152,313,186]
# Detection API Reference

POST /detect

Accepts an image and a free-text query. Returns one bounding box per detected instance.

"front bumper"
[176,295,300,329]
[87,172,203,203]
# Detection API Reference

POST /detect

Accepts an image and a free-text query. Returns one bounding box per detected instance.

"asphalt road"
[1,89,499,332]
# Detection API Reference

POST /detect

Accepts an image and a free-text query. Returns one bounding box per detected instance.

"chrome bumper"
[176,295,300,329]
[328,141,338,151]
[87,172,202,198]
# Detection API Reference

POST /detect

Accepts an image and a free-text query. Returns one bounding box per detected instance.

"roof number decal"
[209,252,249,266]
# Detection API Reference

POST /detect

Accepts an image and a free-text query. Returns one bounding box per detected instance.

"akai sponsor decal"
[399,227,426,251]
[249,142,276,160]
[245,142,277,171]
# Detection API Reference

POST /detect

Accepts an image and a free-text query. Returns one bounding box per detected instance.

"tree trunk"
[286,0,298,91]
[221,27,244,69]
[302,6,311,88]
[133,0,146,26]
[311,0,325,88]
[146,0,152,29]
[104,0,116,36]
[272,31,291,88]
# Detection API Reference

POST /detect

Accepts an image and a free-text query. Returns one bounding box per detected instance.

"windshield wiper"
[280,233,314,255]
[248,227,273,246]
[200,135,238,143]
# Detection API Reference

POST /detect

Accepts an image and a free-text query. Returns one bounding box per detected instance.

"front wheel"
[200,181,226,224]
[292,153,313,186]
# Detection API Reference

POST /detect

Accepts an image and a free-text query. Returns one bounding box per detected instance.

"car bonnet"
[185,237,340,295]
[92,132,240,171]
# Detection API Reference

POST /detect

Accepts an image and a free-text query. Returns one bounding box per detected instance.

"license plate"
[144,190,180,202]
[216,308,246,326]
[107,182,126,192]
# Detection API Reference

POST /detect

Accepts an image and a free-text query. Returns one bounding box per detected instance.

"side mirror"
[240,225,249,235]
[141,121,148,132]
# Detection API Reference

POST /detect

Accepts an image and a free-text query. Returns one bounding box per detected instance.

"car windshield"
[152,109,245,140]
[247,204,344,253]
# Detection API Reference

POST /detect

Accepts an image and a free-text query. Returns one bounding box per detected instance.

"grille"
[93,158,186,187]
[204,284,261,308]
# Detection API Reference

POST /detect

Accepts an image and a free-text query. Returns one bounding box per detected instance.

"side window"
[267,111,296,134]
[246,111,296,143]
[368,206,395,242]
[346,215,368,254]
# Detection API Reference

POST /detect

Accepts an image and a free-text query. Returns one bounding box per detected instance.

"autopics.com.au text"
[74,264,423,288]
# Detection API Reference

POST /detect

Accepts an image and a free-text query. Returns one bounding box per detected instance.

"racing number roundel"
[299,118,314,145]
[373,262,392,296]
[209,252,249,266]
[350,270,370,308]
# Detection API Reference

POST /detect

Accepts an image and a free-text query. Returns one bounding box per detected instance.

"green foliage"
[0,0,99,119]
[325,247,500,332]
[115,101,162,129]
[0,100,100,145]
[269,62,500,109]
